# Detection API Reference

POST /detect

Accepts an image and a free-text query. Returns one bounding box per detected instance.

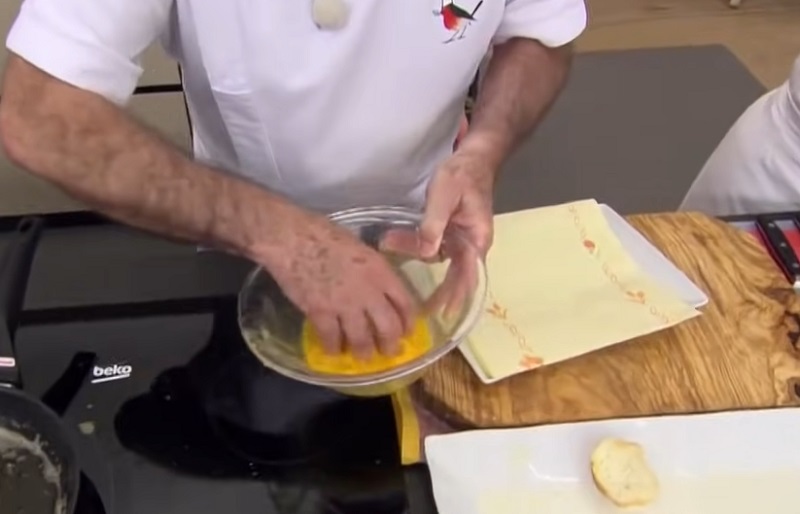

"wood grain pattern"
[414,212,800,428]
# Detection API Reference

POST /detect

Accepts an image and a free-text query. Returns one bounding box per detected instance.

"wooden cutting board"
[412,212,800,429]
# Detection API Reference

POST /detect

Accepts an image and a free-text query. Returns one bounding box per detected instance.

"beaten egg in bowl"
[301,316,433,375]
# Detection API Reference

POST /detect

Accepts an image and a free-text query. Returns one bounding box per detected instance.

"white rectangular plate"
[426,408,800,514]
[459,204,709,384]
[600,205,708,308]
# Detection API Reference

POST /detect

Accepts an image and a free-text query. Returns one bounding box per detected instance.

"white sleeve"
[6,0,173,105]
[494,0,587,48]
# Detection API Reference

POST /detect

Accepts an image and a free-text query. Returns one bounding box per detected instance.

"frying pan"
[0,217,93,514]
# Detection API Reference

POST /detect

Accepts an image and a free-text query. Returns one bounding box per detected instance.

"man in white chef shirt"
[1,0,586,358]
[680,55,800,216]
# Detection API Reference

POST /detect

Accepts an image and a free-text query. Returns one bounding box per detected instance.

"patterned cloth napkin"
[434,199,700,381]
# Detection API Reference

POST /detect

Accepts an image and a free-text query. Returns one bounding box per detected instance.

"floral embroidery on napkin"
[568,204,672,325]
[519,354,543,370]
[486,301,508,320]
[625,290,646,304]
[485,293,544,371]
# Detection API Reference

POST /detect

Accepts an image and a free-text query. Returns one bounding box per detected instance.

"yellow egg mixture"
[301,316,433,375]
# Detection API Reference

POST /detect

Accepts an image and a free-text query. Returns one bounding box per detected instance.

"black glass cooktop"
[15,296,433,514]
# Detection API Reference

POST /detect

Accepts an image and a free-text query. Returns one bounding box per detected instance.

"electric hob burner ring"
[202,353,339,466]
[206,412,328,467]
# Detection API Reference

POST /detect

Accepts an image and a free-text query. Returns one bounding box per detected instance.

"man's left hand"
[419,145,496,259]
[413,143,497,315]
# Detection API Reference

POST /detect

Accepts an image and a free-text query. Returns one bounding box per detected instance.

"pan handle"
[0,217,45,387]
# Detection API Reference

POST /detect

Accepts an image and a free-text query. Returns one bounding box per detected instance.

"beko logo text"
[91,364,132,384]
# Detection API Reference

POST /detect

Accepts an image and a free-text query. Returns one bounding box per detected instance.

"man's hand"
[420,144,496,259]
[263,212,417,359]
[417,138,497,316]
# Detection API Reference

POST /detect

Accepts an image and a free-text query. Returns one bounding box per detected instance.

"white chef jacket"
[7,0,586,214]
[680,56,800,217]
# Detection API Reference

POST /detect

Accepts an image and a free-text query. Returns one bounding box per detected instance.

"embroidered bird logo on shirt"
[433,0,484,44]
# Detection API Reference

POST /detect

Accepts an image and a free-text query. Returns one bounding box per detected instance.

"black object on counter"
[0,217,96,514]
[756,215,800,290]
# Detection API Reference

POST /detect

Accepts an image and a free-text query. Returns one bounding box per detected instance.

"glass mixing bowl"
[238,206,488,397]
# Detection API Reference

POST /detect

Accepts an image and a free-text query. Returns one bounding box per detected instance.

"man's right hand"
[261,212,417,359]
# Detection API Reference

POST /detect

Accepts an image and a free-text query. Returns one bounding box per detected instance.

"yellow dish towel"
[391,388,421,465]
[447,199,701,381]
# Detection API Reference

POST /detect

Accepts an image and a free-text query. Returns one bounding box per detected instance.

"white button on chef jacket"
[7,0,586,215]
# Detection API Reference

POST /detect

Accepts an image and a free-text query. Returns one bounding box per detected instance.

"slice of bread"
[590,438,659,508]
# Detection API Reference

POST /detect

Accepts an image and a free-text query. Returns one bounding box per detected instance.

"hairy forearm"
[460,38,573,169]
[0,55,301,264]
